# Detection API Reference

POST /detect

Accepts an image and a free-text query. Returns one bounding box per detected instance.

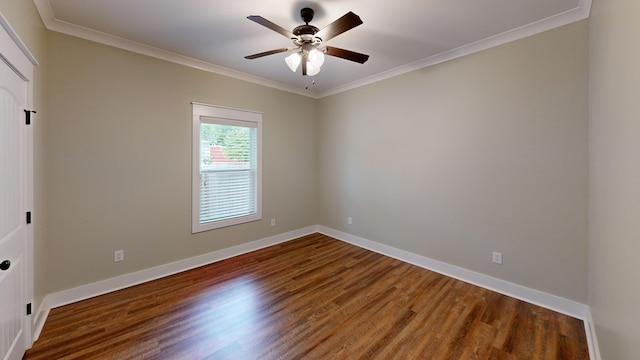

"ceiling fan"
[245,8,369,77]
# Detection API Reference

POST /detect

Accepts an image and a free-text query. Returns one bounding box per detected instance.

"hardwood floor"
[24,233,589,359]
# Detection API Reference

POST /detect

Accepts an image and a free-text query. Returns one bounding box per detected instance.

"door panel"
[0,48,29,360]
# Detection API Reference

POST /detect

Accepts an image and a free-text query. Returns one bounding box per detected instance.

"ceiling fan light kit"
[245,7,369,78]
[285,47,324,73]
[285,52,302,72]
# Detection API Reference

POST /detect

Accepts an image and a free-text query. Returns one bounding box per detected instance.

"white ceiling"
[34,0,591,98]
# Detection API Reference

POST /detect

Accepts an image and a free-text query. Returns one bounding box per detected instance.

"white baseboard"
[317,226,589,319]
[32,297,51,341]
[585,308,602,360]
[317,226,600,360]
[33,225,318,340]
[32,224,600,360]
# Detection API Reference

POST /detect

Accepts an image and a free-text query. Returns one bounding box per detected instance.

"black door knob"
[0,260,10,271]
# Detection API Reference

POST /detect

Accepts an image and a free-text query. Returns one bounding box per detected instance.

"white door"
[0,40,31,360]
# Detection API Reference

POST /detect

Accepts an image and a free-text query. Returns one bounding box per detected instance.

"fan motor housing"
[292,8,323,45]
[293,24,319,36]
[293,7,320,43]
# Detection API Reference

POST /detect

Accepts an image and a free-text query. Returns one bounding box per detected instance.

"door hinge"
[24,109,36,125]
[26,211,32,224]
[26,303,32,316]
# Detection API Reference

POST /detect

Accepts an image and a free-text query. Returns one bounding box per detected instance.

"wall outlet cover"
[492,251,503,265]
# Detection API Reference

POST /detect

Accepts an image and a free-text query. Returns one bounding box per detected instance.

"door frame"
[0,10,38,350]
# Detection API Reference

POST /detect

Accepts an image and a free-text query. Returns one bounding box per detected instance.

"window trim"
[192,102,262,233]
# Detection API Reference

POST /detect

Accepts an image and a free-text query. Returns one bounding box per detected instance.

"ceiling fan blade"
[325,47,369,64]
[315,12,363,42]
[245,48,291,60]
[247,15,295,39]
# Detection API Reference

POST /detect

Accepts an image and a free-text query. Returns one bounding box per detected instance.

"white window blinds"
[192,103,262,233]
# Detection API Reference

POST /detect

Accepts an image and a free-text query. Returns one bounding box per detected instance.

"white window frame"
[192,102,262,233]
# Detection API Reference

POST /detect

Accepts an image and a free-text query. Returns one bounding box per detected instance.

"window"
[192,103,262,233]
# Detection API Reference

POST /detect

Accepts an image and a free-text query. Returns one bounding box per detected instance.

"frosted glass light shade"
[285,48,323,76]
[307,63,321,76]
[285,52,301,72]
[308,48,325,68]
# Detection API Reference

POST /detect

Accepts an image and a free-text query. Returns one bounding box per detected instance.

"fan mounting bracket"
[300,7,314,24]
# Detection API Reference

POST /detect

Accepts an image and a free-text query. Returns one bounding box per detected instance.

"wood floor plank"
[24,234,589,359]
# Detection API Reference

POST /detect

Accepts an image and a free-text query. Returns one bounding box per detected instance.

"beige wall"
[0,0,49,316]
[44,32,318,293]
[317,21,589,302]
[10,3,639,357]
[589,0,640,359]
[2,0,596,333]
[6,2,640,357]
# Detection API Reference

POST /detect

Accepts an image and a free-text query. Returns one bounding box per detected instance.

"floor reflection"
[197,275,262,350]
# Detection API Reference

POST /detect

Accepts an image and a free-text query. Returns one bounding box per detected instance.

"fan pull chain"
[305,78,316,90]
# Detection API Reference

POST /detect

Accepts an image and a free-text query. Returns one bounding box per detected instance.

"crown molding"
[317,0,592,98]
[0,10,38,70]
[33,0,315,98]
[34,0,590,99]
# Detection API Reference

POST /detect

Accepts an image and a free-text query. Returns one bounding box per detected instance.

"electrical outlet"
[270,218,276,227]
[492,251,503,265]
[114,250,124,263]
[347,217,353,225]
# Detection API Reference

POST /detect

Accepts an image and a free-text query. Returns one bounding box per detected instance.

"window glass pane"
[192,103,261,233]
[199,123,257,224]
